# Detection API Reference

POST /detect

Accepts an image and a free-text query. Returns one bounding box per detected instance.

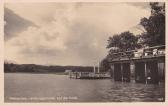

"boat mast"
[98,62,100,73]
[93,65,96,73]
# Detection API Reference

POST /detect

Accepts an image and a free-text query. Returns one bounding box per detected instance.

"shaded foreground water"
[5,73,165,102]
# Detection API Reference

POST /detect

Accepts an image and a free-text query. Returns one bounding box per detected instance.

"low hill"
[4,63,95,73]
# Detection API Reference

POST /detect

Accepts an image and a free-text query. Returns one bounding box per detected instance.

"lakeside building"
[108,45,165,84]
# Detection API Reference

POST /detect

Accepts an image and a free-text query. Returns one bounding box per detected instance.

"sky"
[4,2,151,66]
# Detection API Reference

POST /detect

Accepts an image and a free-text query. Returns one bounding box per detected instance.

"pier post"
[135,62,146,83]
[144,62,147,84]
[122,63,130,82]
[158,61,165,83]
[110,64,114,78]
[114,63,122,81]
[121,63,123,82]
[130,62,135,83]
[146,60,159,84]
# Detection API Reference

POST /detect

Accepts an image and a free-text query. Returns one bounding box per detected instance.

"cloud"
[5,3,80,26]
[4,8,37,41]
[5,3,151,66]
[127,2,150,9]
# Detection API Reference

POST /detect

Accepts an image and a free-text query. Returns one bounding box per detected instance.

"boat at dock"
[69,62,111,79]
[69,72,111,79]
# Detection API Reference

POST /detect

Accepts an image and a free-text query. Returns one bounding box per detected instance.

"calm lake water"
[4,73,165,102]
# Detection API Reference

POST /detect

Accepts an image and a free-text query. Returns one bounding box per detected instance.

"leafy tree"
[107,31,140,52]
[100,58,110,72]
[107,34,121,49]
[140,2,165,46]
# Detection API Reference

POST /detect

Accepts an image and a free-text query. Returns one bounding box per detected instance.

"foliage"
[140,2,165,46]
[103,2,165,71]
[107,31,140,52]
[100,58,110,72]
[4,63,94,73]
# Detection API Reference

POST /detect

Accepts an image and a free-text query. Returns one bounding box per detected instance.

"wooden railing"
[109,45,165,60]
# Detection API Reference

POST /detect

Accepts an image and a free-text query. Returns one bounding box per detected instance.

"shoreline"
[4,72,68,75]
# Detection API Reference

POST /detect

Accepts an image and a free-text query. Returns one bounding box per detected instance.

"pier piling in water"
[109,45,165,84]
[135,62,146,83]
[114,63,122,81]
[122,63,130,82]
[146,60,159,84]
[111,60,164,84]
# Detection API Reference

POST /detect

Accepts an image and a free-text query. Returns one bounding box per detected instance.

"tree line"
[4,63,95,73]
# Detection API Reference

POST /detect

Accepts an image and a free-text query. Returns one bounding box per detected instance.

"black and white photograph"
[4,1,165,102]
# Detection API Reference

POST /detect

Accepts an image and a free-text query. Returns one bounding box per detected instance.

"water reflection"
[5,73,165,102]
[102,81,165,102]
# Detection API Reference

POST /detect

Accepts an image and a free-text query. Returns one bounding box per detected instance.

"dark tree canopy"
[107,31,140,52]
[100,58,110,72]
[107,34,120,49]
[140,2,165,46]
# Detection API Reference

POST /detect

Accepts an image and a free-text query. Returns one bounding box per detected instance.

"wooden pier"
[69,60,111,79]
[108,45,165,84]
[69,72,111,79]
